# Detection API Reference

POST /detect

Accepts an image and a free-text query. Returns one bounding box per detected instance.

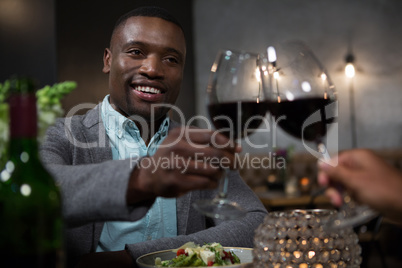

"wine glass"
[192,49,268,220]
[261,40,378,229]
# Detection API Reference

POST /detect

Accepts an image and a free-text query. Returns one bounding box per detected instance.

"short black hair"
[112,6,184,39]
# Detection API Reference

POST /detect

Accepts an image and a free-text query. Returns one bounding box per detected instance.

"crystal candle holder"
[253,209,362,268]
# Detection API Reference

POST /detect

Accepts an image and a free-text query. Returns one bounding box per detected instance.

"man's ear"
[103,48,111,73]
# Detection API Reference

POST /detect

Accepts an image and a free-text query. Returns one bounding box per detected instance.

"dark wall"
[0,0,57,87]
[56,0,196,120]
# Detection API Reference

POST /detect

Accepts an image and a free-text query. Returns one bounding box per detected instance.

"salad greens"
[155,242,241,267]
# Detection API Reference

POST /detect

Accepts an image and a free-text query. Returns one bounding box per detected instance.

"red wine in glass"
[208,101,268,140]
[193,49,268,220]
[268,97,335,143]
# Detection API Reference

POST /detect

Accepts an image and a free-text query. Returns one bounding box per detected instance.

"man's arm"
[40,117,244,227]
[40,117,154,227]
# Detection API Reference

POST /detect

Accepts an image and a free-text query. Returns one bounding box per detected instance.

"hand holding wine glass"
[318,149,402,226]
[262,40,378,229]
[193,49,268,220]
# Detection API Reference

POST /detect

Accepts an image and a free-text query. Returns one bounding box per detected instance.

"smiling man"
[104,13,185,141]
[40,6,267,267]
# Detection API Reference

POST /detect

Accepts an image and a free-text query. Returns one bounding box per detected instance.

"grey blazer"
[40,104,267,267]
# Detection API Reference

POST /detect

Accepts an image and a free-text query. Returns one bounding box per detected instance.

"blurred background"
[1,0,402,267]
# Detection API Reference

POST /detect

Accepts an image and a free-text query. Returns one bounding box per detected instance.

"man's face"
[103,16,186,122]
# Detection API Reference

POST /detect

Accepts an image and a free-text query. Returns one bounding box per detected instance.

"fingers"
[137,126,242,198]
[165,127,241,153]
[336,149,375,169]
[318,149,379,187]
[136,151,225,198]
[144,154,223,180]
[159,127,240,169]
[175,174,220,192]
[325,187,343,207]
[317,149,370,207]
[318,159,354,186]
[317,170,330,187]
[144,170,220,198]
[182,160,223,178]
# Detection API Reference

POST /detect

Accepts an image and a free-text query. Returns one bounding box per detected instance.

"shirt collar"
[101,95,170,140]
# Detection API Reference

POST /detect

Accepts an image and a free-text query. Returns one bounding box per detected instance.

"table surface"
[256,191,332,210]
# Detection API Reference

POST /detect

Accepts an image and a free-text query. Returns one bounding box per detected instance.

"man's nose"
[139,55,163,78]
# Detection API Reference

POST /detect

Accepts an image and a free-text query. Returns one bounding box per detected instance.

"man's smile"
[131,85,165,102]
[133,85,162,94]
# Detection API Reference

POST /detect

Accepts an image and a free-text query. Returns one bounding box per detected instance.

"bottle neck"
[8,93,37,138]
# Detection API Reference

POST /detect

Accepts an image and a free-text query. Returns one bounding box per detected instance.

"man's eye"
[166,57,179,64]
[128,49,142,55]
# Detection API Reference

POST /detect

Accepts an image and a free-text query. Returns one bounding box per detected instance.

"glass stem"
[217,169,230,199]
[309,141,330,206]
[317,141,330,161]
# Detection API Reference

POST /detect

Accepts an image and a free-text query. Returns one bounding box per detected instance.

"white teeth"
[135,86,161,94]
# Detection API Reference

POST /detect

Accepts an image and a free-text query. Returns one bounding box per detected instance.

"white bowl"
[136,247,253,268]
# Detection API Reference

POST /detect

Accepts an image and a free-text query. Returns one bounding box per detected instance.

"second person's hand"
[318,149,402,225]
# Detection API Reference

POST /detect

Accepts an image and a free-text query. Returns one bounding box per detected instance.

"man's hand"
[318,149,402,224]
[126,127,241,203]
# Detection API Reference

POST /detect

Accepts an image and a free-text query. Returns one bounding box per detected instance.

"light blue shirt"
[96,95,177,252]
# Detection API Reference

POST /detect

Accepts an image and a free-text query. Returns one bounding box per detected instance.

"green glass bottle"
[0,77,64,267]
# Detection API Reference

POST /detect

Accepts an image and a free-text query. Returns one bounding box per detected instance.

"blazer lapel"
[81,104,112,163]
[80,104,111,251]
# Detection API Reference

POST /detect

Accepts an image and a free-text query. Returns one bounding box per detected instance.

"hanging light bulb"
[267,46,277,63]
[267,46,277,73]
[345,63,355,78]
[345,54,355,78]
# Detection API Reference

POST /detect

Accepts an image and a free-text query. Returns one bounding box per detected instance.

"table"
[256,191,333,211]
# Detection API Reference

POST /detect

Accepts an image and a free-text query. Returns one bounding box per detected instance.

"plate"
[136,247,253,268]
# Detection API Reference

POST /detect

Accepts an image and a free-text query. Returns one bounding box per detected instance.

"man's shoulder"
[47,104,103,143]
[56,104,102,129]
[45,104,108,147]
